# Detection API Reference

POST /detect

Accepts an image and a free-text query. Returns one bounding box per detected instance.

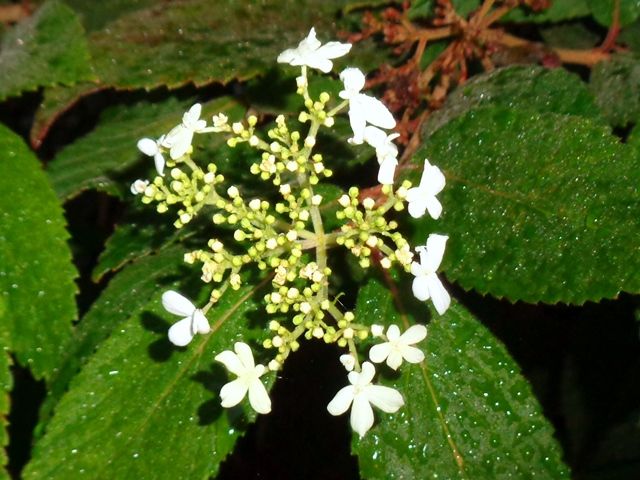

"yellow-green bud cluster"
[335,183,415,270]
[142,163,222,228]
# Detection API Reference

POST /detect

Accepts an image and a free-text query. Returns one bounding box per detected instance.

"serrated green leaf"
[37,246,186,433]
[590,53,640,127]
[32,0,347,142]
[0,340,12,480]
[502,0,590,23]
[0,0,93,101]
[47,96,245,201]
[91,213,185,282]
[352,280,570,479]
[409,0,479,20]
[63,0,157,32]
[423,65,602,137]
[413,107,640,304]
[588,0,640,27]
[25,280,271,479]
[0,124,77,379]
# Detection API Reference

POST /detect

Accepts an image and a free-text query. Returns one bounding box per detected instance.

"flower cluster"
[131,28,450,438]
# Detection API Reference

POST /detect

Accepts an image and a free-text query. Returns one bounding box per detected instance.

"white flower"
[406,159,445,219]
[162,290,210,346]
[363,126,399,185]
[339,68,395,144]
[411,234,451,315]
[327,361,404,438]
[340,353,356,371]
[163,103,207,160]
[369,324,427,370]
[130,179,149,195]
[215,342,271,414]
[277,27,351,73]
[137,135,167,176]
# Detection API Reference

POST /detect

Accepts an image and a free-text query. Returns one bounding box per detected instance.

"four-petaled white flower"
[130,179,149,195]
[162,290,210,346]
[137,135,167,176]
[411,234,451,315]
[164,103,207,160]
[339,68,396,145]
[327,361,404,438]
[363,126,399,185]
[369,324,427,370]
[406,159,446,219]
[215,342,272,414]
[277,27,352,73]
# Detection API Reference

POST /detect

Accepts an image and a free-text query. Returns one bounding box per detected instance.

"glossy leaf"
[37,246,186,432]
[590,53,640,127]
[0,124,77,379]
[25,280,271,479]
[413,107,640,304]
[0,341,11,480]
[0,0,92,101]
[31,0,346,143]
[63,0,157,32]
[352,280,570,479]
[423,65,601,137]
[47,96,245,201]
[588,0,640,27]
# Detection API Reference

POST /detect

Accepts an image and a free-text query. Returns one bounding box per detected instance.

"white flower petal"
[356,95,396,129]
[412,274,431,302]
[400,324,427,344]
[400,345,425,364]
[368,343,392,364]
[363,125,387,148]
[422,162,446,195]
[377,157,397,185]
[301,27,321,50]
[137,138,158,156]
[248,379,272,414]
[424,195,443,220]
[366,385,404,413]
[234,342,255,369]
[339,67,366,96]
[192,310,210,334]
[410,261,423,277]
[386,350,403,370]
[219,378,249,408]
[316,41,352,59]
[169,130,194,159]
[386,324,401,341]
[359,361,377,386]
[304,56,333,73]
[347,103,368,144]
[327,385,355,416]
[427,273,451,315]
[351,394,375,438]
[153,152,165,176]
[214,350,245,376]
[425,234,448,272]
[168,317,194,347]
[162,290,196,317]
[276,48,297,64]
[340,354,356,371]
[407,193,427,219]
[184,103,202,125]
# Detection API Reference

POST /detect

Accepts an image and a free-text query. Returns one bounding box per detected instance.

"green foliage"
[423,65,602,137]
[25,281,271,480]
[352,281,569,479]
[0,124,77,379]
[588,0,640,27]
[414,107,640,304]
[0,0,93,101]
[47,96,245,200]
[590,53,640,128]
[36,247,185,431]
[0,342,11,480]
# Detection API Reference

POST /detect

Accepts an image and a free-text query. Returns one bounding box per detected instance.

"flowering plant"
[131,28,449,437]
